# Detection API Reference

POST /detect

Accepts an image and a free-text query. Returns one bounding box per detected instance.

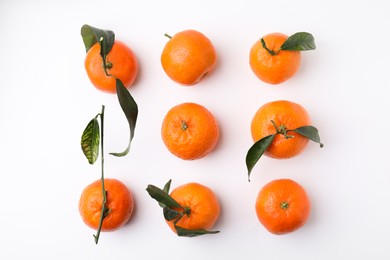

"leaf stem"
[181,121,188,131]
[270,120,294,139]
[99,37,112,77]
[93,105,108,244]
[261,38,279,56]
[280,201,289,210]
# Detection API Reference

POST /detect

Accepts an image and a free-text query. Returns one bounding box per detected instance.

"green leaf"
[81,24,115,54]
[292,126,324,147]
[81,118,100,164]
[81,24,115,76]
[163,207,180,221]
[280,32,316,51]
[163,179,172,194]
[109,79,138,157]
[175,226,220,237]
[146,184,183,209]
[159,179,172,208]
[246,134,275,181]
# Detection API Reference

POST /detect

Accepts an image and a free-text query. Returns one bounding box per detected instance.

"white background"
[1,0,389,259]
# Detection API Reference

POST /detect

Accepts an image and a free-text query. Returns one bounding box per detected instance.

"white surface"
[1,0,389,259]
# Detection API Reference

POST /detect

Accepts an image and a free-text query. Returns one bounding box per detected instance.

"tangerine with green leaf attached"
[251,100,312,159]
[246,100,323,180]
[79,178,134,232]
[249,32,315,84]
[146,180,220,237]
[85,40,138,93]
[166,182,220,234]
[255,179,311,235]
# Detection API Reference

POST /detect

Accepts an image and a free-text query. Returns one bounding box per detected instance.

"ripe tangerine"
[85,40,138,93]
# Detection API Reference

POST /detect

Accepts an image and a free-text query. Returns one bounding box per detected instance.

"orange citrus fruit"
[79,178,134,231]
[161,102,219,160]
[166,182,220,233]
[251,100,311,159]
[255,179,311,235]
[249,33,301,84]
[85,40,138,93]
[161,29,217,86]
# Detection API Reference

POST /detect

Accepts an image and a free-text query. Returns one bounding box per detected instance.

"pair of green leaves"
[80,79,137,164]
[261,32,316,55]
[80,24,138,163]
[246,122,324,181]
[146,180,220,237]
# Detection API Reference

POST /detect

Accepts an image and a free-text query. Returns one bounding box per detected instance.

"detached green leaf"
[175,226,220,237]
[246,134,275,181]
[146,184,183,209]
[110,79,138,157]
[281,32,316,51]
[292,126,324,147]
[81,118,100,164]
[81,24,115,54]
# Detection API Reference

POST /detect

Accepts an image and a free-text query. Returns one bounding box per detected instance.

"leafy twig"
[246,120,323,181]
[81,105,110,244]
[146,180,220,237]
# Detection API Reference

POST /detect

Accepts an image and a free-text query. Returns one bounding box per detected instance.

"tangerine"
[161,29,217,86]
[85,40,138,93]
[251,100,311,159]
[79,178,134,231]
[161,102,219,160]
[166,182,220,234]
[255,179,311,235]
[249,33,301,84]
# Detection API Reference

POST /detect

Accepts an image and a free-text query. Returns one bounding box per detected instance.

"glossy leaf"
[163,179,172,194]
[159,179,172,208]
[175,226,220,237]
[163,207,180,221]
[81,118,100,164]
[81,24,115,76]
[146,184,183,209]
[246,134,275,181]
[109,79,138,157]
[81,24,115,54]
[292,126,324,147]
[281,32,316,51]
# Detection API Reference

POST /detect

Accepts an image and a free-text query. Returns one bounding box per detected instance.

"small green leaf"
[146,184,183,209]
[292,126,324,147]
[159,179,172,208]
[280,32,316,51]
[163,179,172,194]
[81,118,100,164]
[81,24,115,54]
[163,207,180,221]
[246,134,275,181]
[175,226,220,237]
[109,79,138,157]
[81,24,115,76]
